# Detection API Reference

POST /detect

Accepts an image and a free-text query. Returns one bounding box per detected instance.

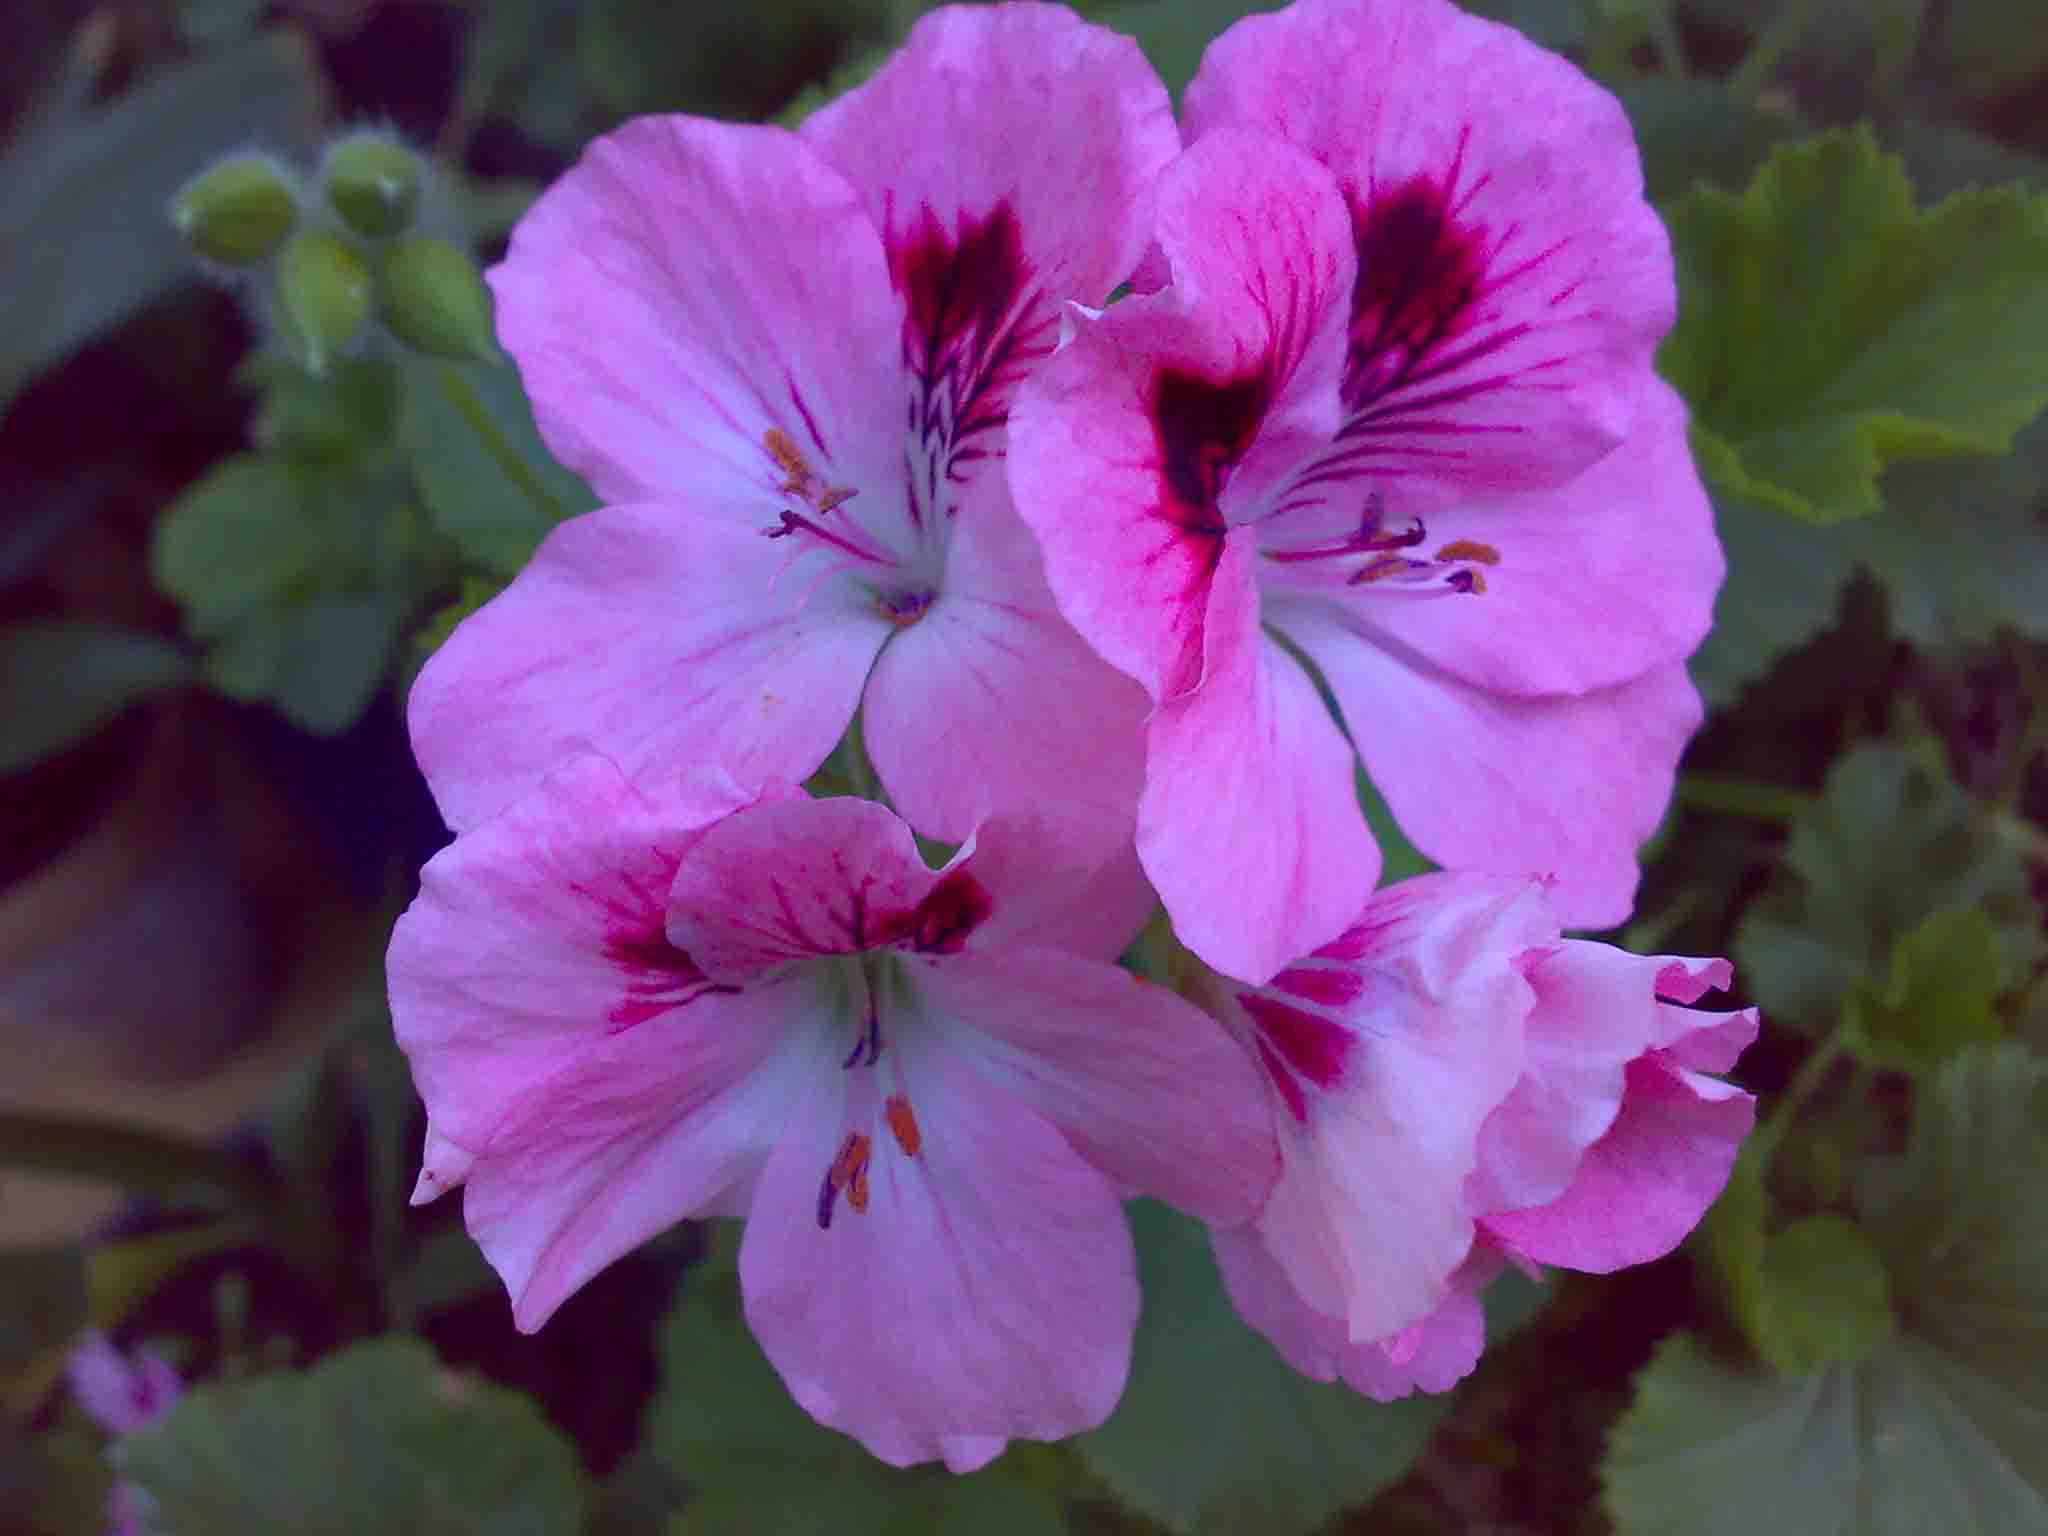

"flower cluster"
[389,0,1753,1471]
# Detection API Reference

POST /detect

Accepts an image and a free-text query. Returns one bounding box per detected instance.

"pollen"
[1434,539,1501,565]
[884,1094,922,1157]
[816,1130,875,1228]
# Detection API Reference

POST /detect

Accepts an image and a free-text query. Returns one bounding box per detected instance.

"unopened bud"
[378,237,497,361]
[171,154,298,266]
[277,231,372,373]
[323,132,422,238]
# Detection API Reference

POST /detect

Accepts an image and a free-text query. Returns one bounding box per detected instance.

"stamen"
[816,1131,874,1229]
[841,999,882,1069]
[1262,489,1500,596]
[760,429,883,564]
[1434,539,1500,566]
[884,1094,922,1158]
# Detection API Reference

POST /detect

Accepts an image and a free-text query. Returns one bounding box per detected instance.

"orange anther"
[829,1131,873,1216]
[1434,539,1501,565]
[884,1094,923,1158]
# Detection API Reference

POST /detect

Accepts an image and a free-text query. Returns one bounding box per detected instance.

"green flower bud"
[377,237,497,361]
[171,154,298,265]
[276,231,372,373]
[322,132,423,239]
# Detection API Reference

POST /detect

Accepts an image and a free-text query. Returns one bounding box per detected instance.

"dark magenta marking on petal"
[906,868,993,956]
[1343,176,1488,413]
[1153,367,1269,532]
[887,198,1054,512]
[603,921,735,1030]
[1238,991,1354,1091]
[1269,965,1364,1008]
[1254,1037,1310,1124]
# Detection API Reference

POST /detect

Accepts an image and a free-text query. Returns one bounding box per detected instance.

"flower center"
[1260,490,1500,595]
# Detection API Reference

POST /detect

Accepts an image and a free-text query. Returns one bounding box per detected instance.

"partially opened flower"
[1193,872,1755,1400]
[1010,0,1718,980]
[388,756,1275,1469]
[408,4,1177,867]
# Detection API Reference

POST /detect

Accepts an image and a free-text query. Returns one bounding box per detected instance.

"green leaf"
[1752,1215,1896,1371]
[645,1246,1066,1535]
[202,592,410,734]
[118,1337,588,1535]
[0,31,325,410]
[1849,908,2009,1072]
[153,455,337,634]
[1732,743,2040,1034]
[1076,1202,1447,1535]
[1685,490,1857,706]
[1844,414,2048,648]
[1660,127,2048,522]
[1861,1045,2048,1378]
[400,361,593,578]
[1092,2,1278,100]
[0,622,194,773]
[1606,1046,2048,1534]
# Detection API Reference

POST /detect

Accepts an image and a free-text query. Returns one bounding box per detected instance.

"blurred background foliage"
[1,1,2045,1532]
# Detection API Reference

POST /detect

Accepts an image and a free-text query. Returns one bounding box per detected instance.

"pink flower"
[387,755,1276,1469]
[69,1332,183,1536]
[1009,0,1718,981]
[1193,872,1755,1398]
[408,4,1178,869]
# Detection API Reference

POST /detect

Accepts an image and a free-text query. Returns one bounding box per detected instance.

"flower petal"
[860,499,1148,864]
[923,945,1277,1226]
[490,117,903,513]
[1184,0,1674,503]
[952,809,1156,964]
[1323,378,1722,696]
[666,796,941,983]
[409,505,889,834]
[802,4,1177,520]
[740,1043,1138,1468]
[1287,614,1699,927]
[1141,534,1380,983]
[1212,1226,1497,1401]
[1482,1055,1755,1272]
[1223,873,1548,1338]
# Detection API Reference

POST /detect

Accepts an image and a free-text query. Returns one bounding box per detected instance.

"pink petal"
[954,811,1157,964]
[1466,937,1676,1214]
[386,754,800,1326]
[1322,379,1721,697]
[459,981,817,1332]
[861,499,1148,865]
[1140,535,1380,983]
[1223,874,1550,1338]
[409,504,889,834]
[1007,129,1355,705]
[489,117,903,512]
[802,5,1175,316]
[68,1334,181,1437]
[1288,617,1700,927]
[1482,1055,1756,1272]
[924,946,1277,1226]
[665,795,945,984]
[1212,1226,1496,1401]
[1183,0,1674,505]
[740,1043,1138,1469]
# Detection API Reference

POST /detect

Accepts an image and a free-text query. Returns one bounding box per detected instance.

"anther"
[816,1131,874,1229]
[884,1094,922,1157]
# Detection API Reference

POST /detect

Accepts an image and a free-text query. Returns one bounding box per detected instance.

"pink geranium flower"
[1010,0,1719,981]
[408,4,1177,867]
[1193,872,1755,1399]
[69,1331,183,1536]
[387,756,1275,1469]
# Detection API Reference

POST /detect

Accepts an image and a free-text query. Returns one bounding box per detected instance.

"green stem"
[1675,772,1817,824]
[1751,1029,1851,1166]
[433,363,565,526]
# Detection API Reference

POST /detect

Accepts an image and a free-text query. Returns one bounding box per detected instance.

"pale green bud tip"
[171,154,298,265]
[277,232,372,373]
[323,132,423,238]
[378,237,497,362]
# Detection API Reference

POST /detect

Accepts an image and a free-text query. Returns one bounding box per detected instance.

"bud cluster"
[170,130,496,372]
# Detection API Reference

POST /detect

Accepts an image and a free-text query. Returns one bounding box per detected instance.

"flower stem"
[433,362,566,526]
